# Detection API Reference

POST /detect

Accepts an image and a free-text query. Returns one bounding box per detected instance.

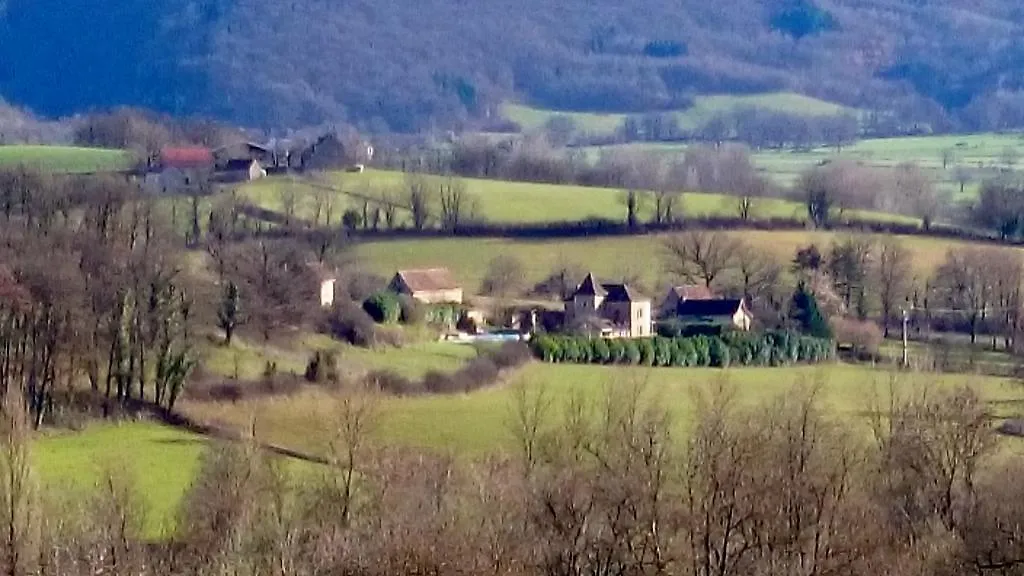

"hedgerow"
[530,331,834,368]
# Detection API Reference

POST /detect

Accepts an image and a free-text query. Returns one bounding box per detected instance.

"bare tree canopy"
[662,230,739,288]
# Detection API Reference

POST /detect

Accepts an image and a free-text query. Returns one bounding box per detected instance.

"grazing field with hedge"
[531,332,836,368]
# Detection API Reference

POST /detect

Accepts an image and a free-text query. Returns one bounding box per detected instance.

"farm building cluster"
[383,267,752,340]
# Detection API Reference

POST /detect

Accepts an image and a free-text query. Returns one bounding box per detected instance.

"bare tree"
[870,383,995,538]
[621,189,644,230]
[662,230,739,288]
[380,186,401,230]
[894,163,939,229]
[480,254,526,299]
[0,397,37,576]
[736,194,757,221]
[875,238,913,337]
[941,148,955,170]
[930,247,996,344]
[439,176,475,232]
[278,180,300,227]
[406,173,433,231]
[733,241,783,308]
[954,165,972,195]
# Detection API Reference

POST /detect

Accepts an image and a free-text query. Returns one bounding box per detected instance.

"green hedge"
[531,331,835,368]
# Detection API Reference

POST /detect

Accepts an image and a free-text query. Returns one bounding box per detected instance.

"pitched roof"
[572,273,649,303]
[677,299,745,318]
[160,147,214,168]
[670,285,714,301]
[575,273,606,297]
[602,283,648,303]
[396,268,460,292]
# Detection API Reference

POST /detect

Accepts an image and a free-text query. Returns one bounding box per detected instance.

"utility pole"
[901,307,909,368]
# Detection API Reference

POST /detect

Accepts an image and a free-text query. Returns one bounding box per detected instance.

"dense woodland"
[4,0,1024,131]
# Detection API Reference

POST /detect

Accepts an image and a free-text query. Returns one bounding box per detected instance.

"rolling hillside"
[3,0,1024,131]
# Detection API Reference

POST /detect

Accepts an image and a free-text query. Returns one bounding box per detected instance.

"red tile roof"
[671,285,715,301]
[160,147,214,168]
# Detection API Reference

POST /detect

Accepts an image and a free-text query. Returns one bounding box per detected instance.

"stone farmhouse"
[564,273,652,339]
[388,268,463,304]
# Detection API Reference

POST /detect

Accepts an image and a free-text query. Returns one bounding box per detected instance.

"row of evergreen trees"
[531,331,835,368]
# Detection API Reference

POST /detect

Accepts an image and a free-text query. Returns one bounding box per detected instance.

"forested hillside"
[3,0,1024,132]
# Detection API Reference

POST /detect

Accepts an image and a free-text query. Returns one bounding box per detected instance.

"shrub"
[531,335,561,362]
[709,338,731,368]
[623,340,641,364]
[304,349,340,384]
[398,294,425,325]
[322,300,378,347]
[368,369,423,395]
[831,317,883,359]
[363,291,402,324]
[592,338,611,364]
[692,336,711,367]
[491,342,532,369]
[672,338,696,367]
[607,339,626,364]
[426,304,462,327]
[530,333,834,368]
[561,337,582,363]
[654,337,673,367]
[638,339,655,366]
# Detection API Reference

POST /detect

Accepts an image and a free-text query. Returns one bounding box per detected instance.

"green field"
[201,335,476,381]
[180,362,1022,456]
[0,145,134,173]
[503,92,854,136]
[586,132,1024,198]
[354,230,986,293]
[34,422,206,537]
[234,169,915,227]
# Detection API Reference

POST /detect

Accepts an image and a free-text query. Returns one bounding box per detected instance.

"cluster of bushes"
[531,331,834,368]
[367,342,532,396]
[320,301,402,348]
[362,292,461,327]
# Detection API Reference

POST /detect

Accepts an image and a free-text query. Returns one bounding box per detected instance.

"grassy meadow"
[586,132,1024,197]
[354,230,984,292]
[233,169,916,227]
[34,422,206,537]
[178,362,1023,456]
[503,92,854,136]
[0,145,134,173]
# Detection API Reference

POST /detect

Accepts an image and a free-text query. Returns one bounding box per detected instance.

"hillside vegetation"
[4,0,1024,131]
[505,92,856,136]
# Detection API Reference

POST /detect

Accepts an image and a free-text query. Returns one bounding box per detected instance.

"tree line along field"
[503,92,857,136]
[353,230,984,292]
[586,132,1024,197]
[0,144,133,173]
[233,169,916,226]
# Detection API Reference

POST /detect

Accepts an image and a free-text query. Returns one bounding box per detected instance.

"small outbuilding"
[388,268,463,304]
[674,298,753,332]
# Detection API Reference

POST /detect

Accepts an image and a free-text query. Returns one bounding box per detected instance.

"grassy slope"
[588,133,1024,197]
[503,92,854,135]
[201,335,476,381]
[234,169,914,226]
[0,145,133,173]
[34,422,206,537]
[180,363,1021,456]
[354,230,982,292]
